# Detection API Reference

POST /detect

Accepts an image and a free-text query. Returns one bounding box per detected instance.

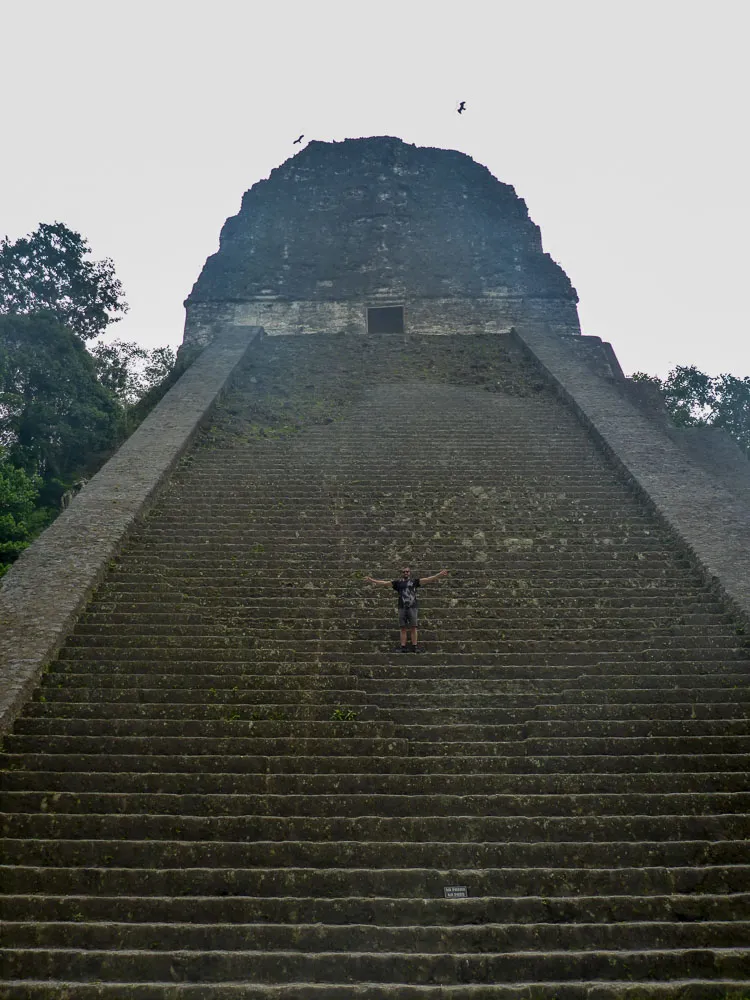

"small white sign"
[443,885,468,899]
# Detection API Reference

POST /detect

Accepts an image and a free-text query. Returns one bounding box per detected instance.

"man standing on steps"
[364,566,449,653]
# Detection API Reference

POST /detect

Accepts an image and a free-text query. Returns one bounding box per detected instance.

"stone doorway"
[367,305,404,334]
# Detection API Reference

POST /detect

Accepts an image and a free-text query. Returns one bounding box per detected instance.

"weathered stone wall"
[183,136,580,348]
[512,321,750,623]
[185,295,580,345]
[0,326,261,736]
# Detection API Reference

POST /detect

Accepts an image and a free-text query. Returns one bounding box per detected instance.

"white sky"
[1,0,748,377]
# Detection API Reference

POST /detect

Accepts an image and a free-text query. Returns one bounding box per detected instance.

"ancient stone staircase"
[1,332,749,998]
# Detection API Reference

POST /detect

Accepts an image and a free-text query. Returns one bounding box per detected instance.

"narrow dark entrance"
[367,306,404,334]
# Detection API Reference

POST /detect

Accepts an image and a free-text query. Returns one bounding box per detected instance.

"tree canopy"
[632,365,750,454]
[0,222,128,339]
[0,312,124,482]
[0,222,181,576]
[0,453,42,572]
[90,339,177,405]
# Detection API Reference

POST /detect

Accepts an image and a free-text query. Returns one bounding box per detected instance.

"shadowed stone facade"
[183,136,581,344]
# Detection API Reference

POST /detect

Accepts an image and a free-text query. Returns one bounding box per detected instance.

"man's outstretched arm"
[421,569,449,584]
[364,576,392,585]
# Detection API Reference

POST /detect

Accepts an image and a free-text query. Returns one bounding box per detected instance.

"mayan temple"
[1,135,750,998]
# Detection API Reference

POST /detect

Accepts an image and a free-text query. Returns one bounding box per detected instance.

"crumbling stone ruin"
[1,137,749,998]
[184,135,581,344]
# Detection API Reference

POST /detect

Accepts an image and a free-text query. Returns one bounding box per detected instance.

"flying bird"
[293,134,304,144]
[457,101,466,114]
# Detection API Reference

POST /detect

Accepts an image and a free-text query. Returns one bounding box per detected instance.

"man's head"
[401,567,411,579]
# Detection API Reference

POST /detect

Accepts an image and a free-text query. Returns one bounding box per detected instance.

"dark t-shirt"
[392,578,420,608]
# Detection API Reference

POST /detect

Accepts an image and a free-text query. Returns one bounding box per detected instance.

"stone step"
[126,526,675,540]
[174,449,642,460]
[4,752,747,776]
[131,534,675,549]
[53,646,750,664]
[96,586,725,605]
[2,944,749,983]
[2,892,748,925]
[22,702,375,719]
[380,705,749,724]
[20,701,750,723]
[59,644,750,666]
[95,583,724,602]
[1,979,748,999]
[145,501,666,514]
[43,665,358,682]
[2,860,747,895]
[146,490,638,501]
[152,497,653,511]
[7,733,750,758]
[158,462,645,474]
[151,485,651,494]
[3,919,749,951]
[3,770,747,796]
[90,589,724,609]
[3,790,748,819]
[143,464,639,477]
[139,537,675,554]
[356,674,750,691]
[162,490,643,500]
[168,500,655,510]
[107,568,701,583]
[47,658,750,680]
[118,554,688,570]
[38,680,750,705]
[72,609,738,628]
[124,636,740,653]
[81,608,736,626]
[156,467,645,480]
[12,718,750,742]
[67,625,743,645]
[117,535,684,549]
[2,811,748,844]
[42,662,750,688]
[135,535,675,550]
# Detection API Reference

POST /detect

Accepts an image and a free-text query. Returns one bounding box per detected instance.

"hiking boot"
[410,645,422,654]
[395,645,408,653]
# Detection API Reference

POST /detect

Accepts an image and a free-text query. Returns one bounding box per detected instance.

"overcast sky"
[2,0,748,377]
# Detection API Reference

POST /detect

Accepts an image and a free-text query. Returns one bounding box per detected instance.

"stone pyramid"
[1,138,749,998]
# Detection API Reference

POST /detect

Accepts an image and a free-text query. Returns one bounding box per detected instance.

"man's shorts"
[399,606,418,628]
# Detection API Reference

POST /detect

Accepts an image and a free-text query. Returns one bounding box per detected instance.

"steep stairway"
[1,332,749,998]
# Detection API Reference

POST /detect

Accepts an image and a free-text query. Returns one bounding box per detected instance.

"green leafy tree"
[0,453,42,574]
[142,345,178,389]
[0,227,180,572]
[710,374,750,449]
[0,313,124,484]
[632,365,750,452]
[0,222,128,339]
[90,339,176,404]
